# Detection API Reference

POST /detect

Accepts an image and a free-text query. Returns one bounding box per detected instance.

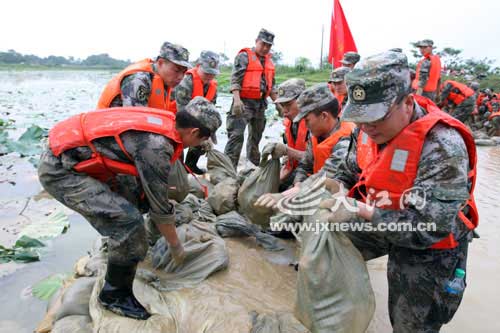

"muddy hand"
[255,192,284,209]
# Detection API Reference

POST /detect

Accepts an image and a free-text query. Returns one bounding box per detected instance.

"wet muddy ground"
[0,71,498,332]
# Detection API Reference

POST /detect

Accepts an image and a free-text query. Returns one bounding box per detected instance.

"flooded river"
[0,71,498,332]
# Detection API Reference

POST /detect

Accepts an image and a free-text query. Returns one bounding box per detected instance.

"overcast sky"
[1,0,498,66]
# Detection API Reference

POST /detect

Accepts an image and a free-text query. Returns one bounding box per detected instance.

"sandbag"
[181,194,216,223]
[174,201,193,226]
[74,237,107,278]
[294,207,375,333]
[188,175,213,199]
[148,221,229,291]
[51,315,92,333]
[207,149,237,185]
[238,166,257,185]
[207,178,239,215]
[215,211,284,251]
[167,160,190,202]
[491,136,500,144]
[55,277,96,321]
[237,158,280,227]
[250,311,309,333]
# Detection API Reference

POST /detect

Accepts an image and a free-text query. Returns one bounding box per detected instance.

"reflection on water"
[1,71,499,332]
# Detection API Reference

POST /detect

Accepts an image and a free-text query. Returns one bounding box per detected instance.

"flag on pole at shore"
[328,0,357,68]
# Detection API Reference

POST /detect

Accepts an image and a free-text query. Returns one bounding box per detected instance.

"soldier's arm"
[175,75,194,113]
[332,128,361,189]
[293,140,314,184]
[120,72,153,107]
[439,83,453,106]
[122,132,176,226]
[368,125,470,249]
[230,52,249,93]
[418,58,431,89]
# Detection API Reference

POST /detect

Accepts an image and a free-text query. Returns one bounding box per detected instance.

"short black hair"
[175,111,211,138]
[310,99,340,118]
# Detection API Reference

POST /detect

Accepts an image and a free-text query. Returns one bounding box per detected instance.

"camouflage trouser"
[38,148,148,266]
[224,101,266,168]
[453,97,475,124]
[345,230,469,333]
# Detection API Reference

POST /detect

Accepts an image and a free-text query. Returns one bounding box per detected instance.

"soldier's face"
[198,68,216,84]
[333,81,347,95]
[281,100,300,120]
[157,59,187,88]
[255,40,272,56]
[357,95,414,144]
[178,127,208,147]
[305,111,334,137]
[419,46,432,56]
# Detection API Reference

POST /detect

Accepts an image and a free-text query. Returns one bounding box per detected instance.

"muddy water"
[0,71,499,332]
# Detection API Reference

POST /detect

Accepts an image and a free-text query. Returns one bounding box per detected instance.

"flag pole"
[320,25,324,69]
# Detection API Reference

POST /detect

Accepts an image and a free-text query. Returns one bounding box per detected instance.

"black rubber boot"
[98,262,151,320]
[185,147,206,175]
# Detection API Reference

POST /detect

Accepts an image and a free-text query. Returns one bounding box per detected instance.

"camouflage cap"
[389,48,403,53]
[274,78,306,104]
[329,67,351,83]
[340,52,360,65]
[159,41,192,68]
[257,28,275,45]
[294,83,337,123]
[341,51,411,123]
[185,96,222,143]
[415,39,434,48]
[198,50,220,75]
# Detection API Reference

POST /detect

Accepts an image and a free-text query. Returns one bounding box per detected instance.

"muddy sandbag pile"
[167,160,190,202]
[207,149,237,184]
[215,211,284,251]
[207,178,240,215]
[187,174,213,199]
[294,204,375,333]
[475,138,497,146]
[181,193,216,223]
[238,157,280,227]
[38,226,304,332]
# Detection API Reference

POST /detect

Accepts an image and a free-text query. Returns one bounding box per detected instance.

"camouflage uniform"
[340,52,361,67]
[109,42,191,108]
[38,97,222,266]
[440,81,475,123]
[292,83,350,184]
[415,40,439,101]
[224,29,277,167]
[175,51,220,171]
[335,52,473,332]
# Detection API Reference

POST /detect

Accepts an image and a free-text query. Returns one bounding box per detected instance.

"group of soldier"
[37,28,480,332]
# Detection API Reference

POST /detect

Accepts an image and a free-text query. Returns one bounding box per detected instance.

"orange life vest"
[96,59,177,113]
[412,54,441,92]
[239,48,275,99]
[312,121,355,173]
[443,80,474,105]
[185,67,217,102]
[49,107,183,183]
[283,118,308,171]
[487,98,500,120]
[350,95,478,250]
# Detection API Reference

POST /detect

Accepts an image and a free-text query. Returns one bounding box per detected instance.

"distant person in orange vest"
[175,51,220,174]
[256,83,354,207]
[339,51,360,69]
[38,97,221,320]
[224,28,278,168]
[328,67,351,111]
[438,80,476,124]
[97,42,191,112]
[260,79,308,191]
[412,39,441,101]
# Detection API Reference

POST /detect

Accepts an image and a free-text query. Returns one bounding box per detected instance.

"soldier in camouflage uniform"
[328,66,351,109]
[38,97,221,320]
[100,41,191,109]
[175,51,220,174]
[340,51,361,69]
[413,39,441,101]
[438,80,476,124]
[224,28,278,168]
[327,52,476,332]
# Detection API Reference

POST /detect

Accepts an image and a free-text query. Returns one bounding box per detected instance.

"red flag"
[328,0,357,68]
